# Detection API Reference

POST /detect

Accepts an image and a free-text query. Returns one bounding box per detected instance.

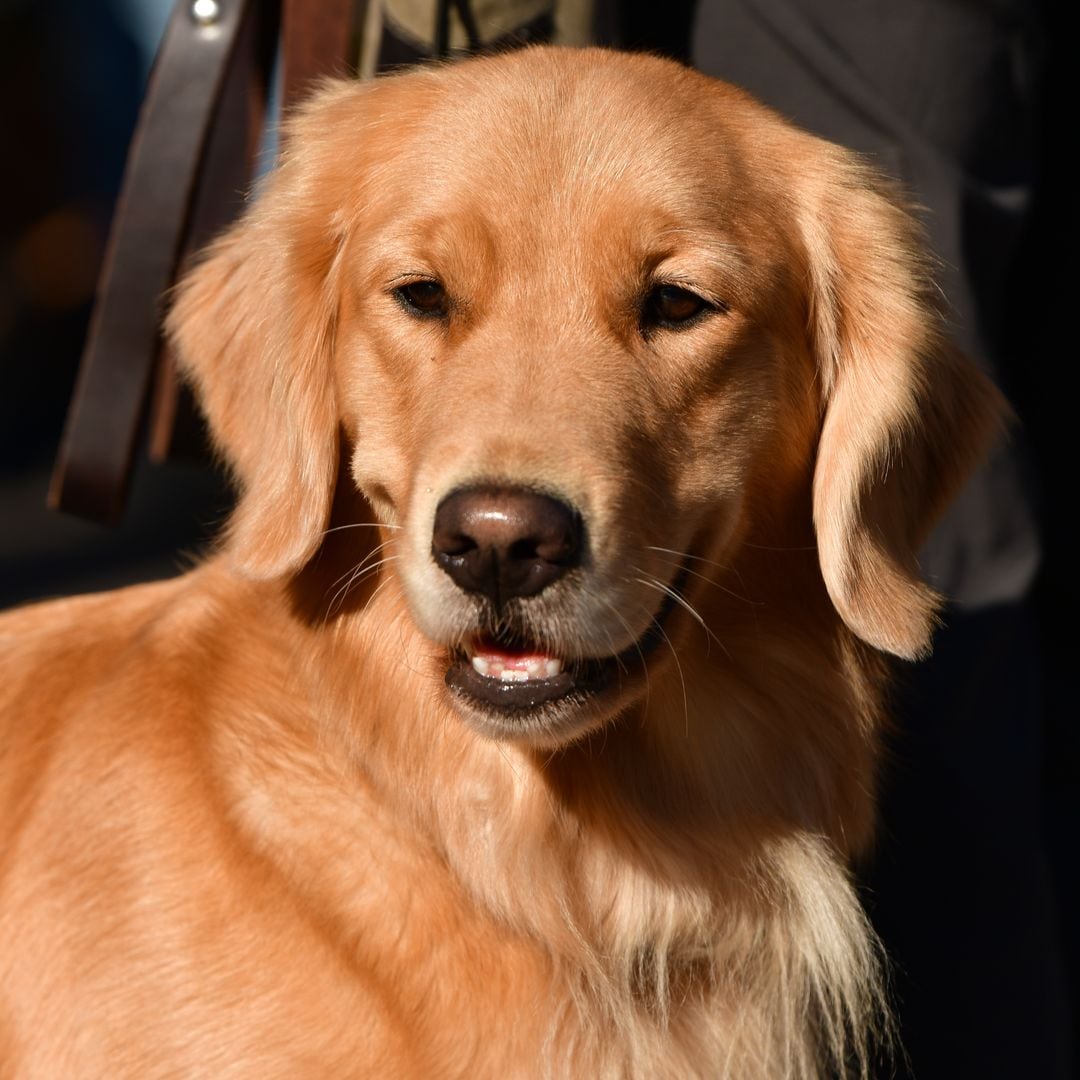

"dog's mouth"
[443,563,690,744]
[445,638,608,711]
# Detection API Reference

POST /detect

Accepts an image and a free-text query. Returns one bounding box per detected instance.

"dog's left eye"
[395,280,449,318]
[641,285,712,331]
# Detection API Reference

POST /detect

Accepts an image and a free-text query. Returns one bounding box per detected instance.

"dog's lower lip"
[446,633,607,709]
[445,657,596,710]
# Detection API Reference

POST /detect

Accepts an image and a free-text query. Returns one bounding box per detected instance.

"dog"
[0,47,1003,1078]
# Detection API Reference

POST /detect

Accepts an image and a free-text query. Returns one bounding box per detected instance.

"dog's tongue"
[469,636,564,682]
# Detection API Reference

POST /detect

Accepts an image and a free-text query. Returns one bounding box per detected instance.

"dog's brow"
[649,246,748,304]
[648,230,745,273]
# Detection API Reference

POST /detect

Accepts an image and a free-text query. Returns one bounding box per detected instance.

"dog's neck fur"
[190,495,891,1078]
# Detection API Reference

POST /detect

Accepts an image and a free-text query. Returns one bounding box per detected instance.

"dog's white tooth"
[524,658,544,679]
[500,669,529,683]
[471,656,491,677]
[544,659,563,677]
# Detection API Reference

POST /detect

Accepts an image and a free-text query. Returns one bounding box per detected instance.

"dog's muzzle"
[428,486,690,741]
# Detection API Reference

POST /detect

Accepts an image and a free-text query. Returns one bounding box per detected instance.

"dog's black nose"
[432,486,582,605]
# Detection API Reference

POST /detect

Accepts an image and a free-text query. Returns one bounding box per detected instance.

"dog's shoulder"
[0,571,441,1076]
[0,572,230,843]
[1,575,203,713]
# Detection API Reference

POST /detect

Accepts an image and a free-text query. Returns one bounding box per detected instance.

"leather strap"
[50,0,258,523]
[149,0,358,465]
[148,0,278,463]
[282,0,357,105]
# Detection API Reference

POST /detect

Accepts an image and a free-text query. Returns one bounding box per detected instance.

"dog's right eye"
[395,280,449,318]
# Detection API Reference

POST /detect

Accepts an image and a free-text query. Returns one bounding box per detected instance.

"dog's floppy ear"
[799,144,1006,660]
[166,83,359,579]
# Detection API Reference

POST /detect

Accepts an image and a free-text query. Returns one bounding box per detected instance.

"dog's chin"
[440,565,690,749]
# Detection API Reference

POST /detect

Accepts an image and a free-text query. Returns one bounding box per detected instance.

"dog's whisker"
[342,557,399,603]
[324,560,376,621]
[324,538,396,599]
[347,555,399,589]
[577,582,635,679]
[672,561,759,609]
[632,571,732,663]
[604,599,653,711]
[358,572,398,620]
[326,537,397,592]
[648,607,690,739]
[321,521,403,538]
[326,555,400,620]
[644,546,761,607]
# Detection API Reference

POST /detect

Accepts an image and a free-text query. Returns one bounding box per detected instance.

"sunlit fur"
[0,49,1003,1077]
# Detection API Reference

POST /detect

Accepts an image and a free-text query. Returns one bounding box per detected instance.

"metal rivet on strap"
[191,0,221,26]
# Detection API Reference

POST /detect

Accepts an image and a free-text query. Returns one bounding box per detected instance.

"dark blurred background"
[0,0,231,606]
[0,1,1072,1076]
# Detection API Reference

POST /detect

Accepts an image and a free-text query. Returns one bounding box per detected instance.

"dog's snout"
[431,486,582,605]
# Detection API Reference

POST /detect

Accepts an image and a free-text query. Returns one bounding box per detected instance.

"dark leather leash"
[49,0,354,524]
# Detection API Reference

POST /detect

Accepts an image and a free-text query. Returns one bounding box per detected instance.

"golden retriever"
[0,47,1002,1078]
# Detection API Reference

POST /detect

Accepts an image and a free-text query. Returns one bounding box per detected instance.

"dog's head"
[169,48,1003,747]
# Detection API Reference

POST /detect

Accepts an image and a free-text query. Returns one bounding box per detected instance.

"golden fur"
[0,48,1003,1077]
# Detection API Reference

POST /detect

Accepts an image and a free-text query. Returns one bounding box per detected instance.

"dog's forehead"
[344,50,762,231]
